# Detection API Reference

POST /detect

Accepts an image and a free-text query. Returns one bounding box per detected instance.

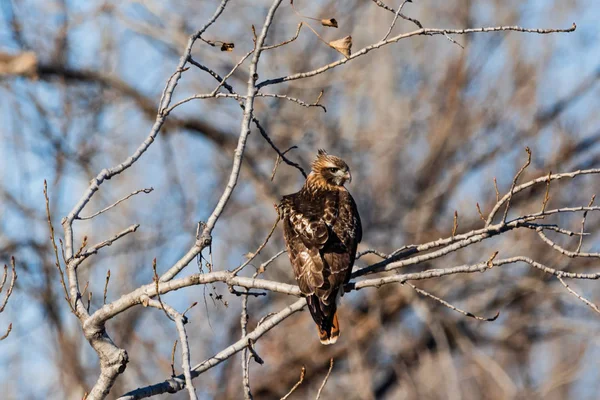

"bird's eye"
[328,167,339,173]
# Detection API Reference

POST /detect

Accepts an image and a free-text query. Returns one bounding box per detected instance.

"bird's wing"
[281,194,329,295]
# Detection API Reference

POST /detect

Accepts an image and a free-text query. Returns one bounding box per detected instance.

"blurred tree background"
[0,0,599,399]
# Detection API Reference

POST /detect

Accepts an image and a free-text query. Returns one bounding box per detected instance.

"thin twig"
[493,177,500,203]
[0,265,7,294]
[210,49,255,96]
[557,276,600,314]
[522,223,587,237]
[232,207,281,276]
[406,282,499,322]
[271,146,298,181]
[289,2,335,24]
[519,205,600,221]
[59,239,67,266]
[487,170,600,226]
[0,257,16,312]
[171,340,178,377]
[75,236,88,258]
[0,323,12,341]
[541,171,551,213]
[356,249,390,259]
[289,3,342,55]
[103,270,111,305]
[264,22,303,50]
[81,224,140,258]
[183,302,198,318]
[164,93,243,115]
[0,257,17,340]
[159,68,190,114]
[315,358,334,400]
[381,0,411,41]
[293,17,330,48]
[199,37,234,50]
[229,287,267,297]
[247,339,264,365]
[253,117,308,178]
[257,93,327,112]
[78,188,154,220]
[256,250,287,275]
[476,203,486,222]
[576,195,595,253]
[486,251,499,268]
[153,259,174,321]
[451,210,458,238]
[280,366,306,400]
[87,291,92,313]
[501,147,532,224]
[536,230,600,259]
[44,181,75,313]
[442,32,464,49]
[370,0,423,28]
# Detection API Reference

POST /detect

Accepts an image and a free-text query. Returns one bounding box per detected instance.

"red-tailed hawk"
[280,150,362,344]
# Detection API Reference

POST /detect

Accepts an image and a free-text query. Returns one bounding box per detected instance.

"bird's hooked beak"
[344,170,352,184]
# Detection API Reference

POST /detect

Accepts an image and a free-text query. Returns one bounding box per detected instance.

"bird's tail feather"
[307,295,339,345]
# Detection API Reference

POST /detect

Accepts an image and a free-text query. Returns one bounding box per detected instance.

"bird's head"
[310,149,352,188]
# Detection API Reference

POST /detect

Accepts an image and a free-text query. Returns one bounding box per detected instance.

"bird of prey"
[280,150,362,344]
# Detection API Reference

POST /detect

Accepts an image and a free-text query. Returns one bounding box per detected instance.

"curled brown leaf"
[220,43,235,52]
[321,18,338,28]
[329,35,352,58]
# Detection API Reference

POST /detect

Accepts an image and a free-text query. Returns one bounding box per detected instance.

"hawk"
[280,150,362,344]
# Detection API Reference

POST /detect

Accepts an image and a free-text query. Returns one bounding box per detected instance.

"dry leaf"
[321,18,338,28]
[220,42,235,52]
[329,35,352,58]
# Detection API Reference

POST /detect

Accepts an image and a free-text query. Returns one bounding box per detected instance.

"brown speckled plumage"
[280,150,362,344]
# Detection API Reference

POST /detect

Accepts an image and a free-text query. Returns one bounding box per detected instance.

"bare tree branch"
[257,24,576,88]
[118,299,307,399]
